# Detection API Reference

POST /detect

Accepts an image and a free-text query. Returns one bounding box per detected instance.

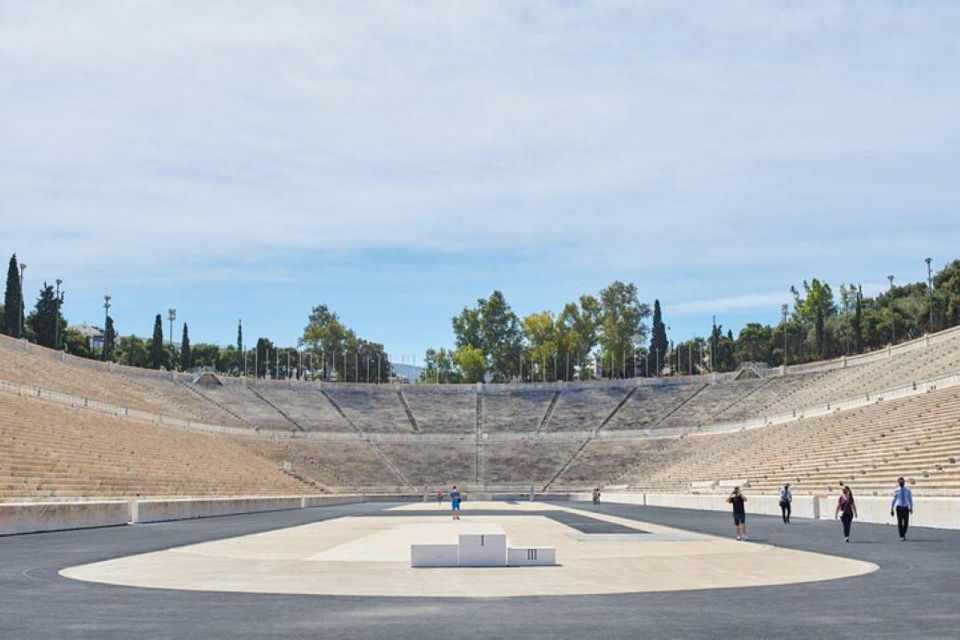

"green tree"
[255,337,275,378]
[419,347,461,383]
[191,343,221,369]
[647,299,668,376]
[734,323,773,364]
[3,254,23,337]
[150,314,164,369]
[114,335,149,367]
[556,295,600,380]
[62,327,94,358]
[27,282,64,348]
[180,323,192,370]
[452,291,522,382]
[522,311,559,382]
[454,345,485,383]
[597,281,650,378]
[237,320,244,373]
[791,279,836,359]
[103,316,116,361]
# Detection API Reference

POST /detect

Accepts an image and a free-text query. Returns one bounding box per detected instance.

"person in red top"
[436,490,443,506]
[834,486,858,542]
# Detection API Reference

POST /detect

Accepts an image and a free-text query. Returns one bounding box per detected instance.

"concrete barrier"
[508,546,557,566]
[0,501,129,536]
[131,496,305,524]
[301,495,362,508]
[817,495,960,530]
[590,492,820,520]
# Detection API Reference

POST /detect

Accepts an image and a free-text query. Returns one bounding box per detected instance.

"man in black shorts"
[727,486,748,540]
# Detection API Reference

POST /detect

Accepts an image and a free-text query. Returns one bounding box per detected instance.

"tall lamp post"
[54,279,62,350]
[167,309,176,347]
[17,263,25,338]
[781,303,789,367]
[887,275,895,345]
[103,295,111,361]
[925,257,934,332]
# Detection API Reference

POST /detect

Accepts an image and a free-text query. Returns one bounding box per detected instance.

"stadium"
[4,3,960,639]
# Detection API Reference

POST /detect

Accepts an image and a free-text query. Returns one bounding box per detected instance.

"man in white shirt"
[778,483,792,524]
[890,477,914,541]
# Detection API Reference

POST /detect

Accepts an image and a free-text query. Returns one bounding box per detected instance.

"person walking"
[436,489,443,506]
[592,487,601,505]
[779,483,793,524]
[450,485,462,520]
[727,486,748,540]
[890,477,914,541]
[835,486,857,542]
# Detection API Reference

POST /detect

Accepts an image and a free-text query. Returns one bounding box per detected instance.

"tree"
[556,295,600,380]
[734,323,773,365]
[102,316,116,361]
[451,291,522,382]
[454,345,485,383]
[708,325,737,372]
[420,347,461,384]
[114,335,149,367]
[27,282,64,348]
[522,311,559,382]
[150,314,164,369]
[255,337,275,378]
[3,254,23,338]
[791,279,836,359]
[62,327,94,358]
[191,343,221,369]
[237,320,244,373]
[852,287,863,354]
[180,323,192,370]
[647,299,668,376]
[597,281,650,378]
[479,291,522,382]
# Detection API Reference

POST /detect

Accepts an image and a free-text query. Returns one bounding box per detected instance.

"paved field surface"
[60,502,874,597]
[0,500,957,639]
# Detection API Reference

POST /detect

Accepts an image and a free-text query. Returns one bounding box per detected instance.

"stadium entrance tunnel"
[60,502,876,598]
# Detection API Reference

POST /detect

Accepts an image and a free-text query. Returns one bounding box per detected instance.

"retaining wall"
[577,492,960,530]
[0,501,129,536]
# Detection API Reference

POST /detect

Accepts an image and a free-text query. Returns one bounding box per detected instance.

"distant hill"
[391,362,423,382]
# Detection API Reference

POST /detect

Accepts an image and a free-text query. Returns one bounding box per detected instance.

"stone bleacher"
[401,387,477,434]
[3,326,960,500]
[0,394,308,501]
[625,385,960,496]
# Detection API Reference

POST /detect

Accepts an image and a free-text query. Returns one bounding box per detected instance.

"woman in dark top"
[726,486,748,541]
[834,486,857,542]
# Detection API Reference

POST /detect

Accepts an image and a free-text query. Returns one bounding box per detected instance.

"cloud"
[1,0,959,290]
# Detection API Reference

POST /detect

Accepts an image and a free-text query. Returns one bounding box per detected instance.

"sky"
[2,1,959,362]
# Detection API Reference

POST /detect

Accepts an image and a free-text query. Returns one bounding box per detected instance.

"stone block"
[411,544,459,567]
[458,533,507,567]
[507,546,556,566]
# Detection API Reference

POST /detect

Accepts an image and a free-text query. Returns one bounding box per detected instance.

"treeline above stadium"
[2,252,960,383]
[418,262,960,383]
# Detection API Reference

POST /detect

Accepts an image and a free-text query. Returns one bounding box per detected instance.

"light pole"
[167,309,176,348]
[17,263,25,338]
[103,295,111,361]
[926,257,934,332]
[887,275,895,345]
[54,279,62,350]
[781,303,789,366]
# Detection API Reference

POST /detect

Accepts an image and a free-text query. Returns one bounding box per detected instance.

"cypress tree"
[237,320,244,372]
[853,288,864,354]
[3,254,22,337]
[647,299,668,375]
[180,323,191,370]
[29,283,62,348]
[103,316,116,361]
[150,314,164,369]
